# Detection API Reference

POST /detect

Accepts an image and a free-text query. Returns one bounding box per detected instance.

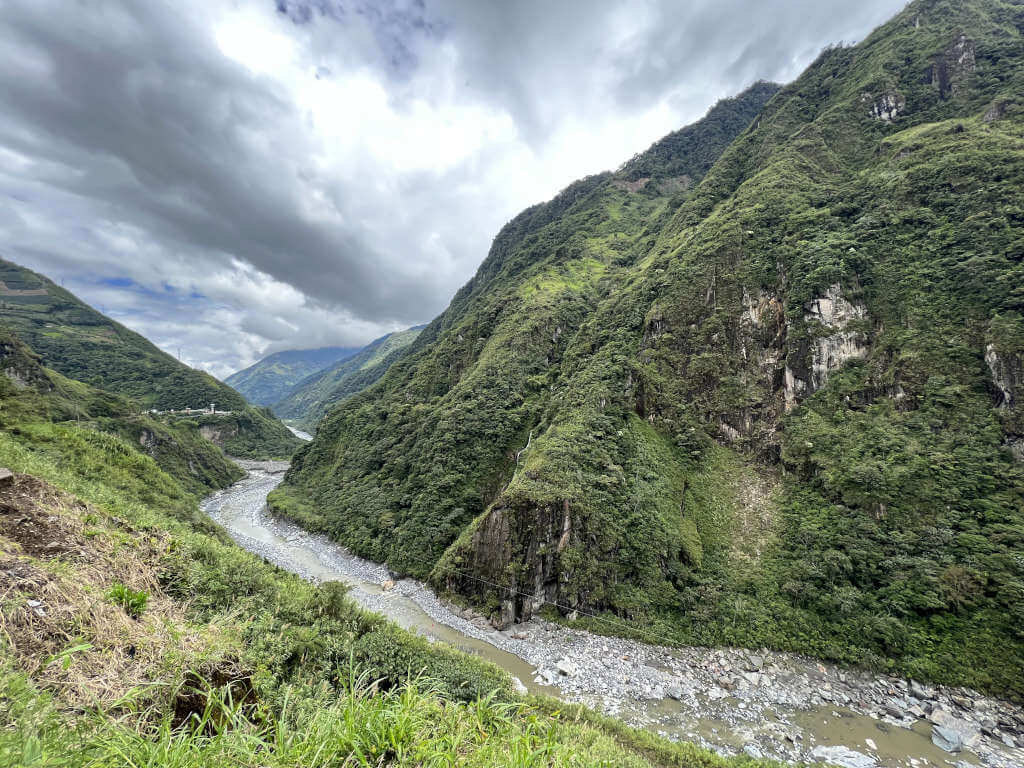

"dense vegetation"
[0,329,772,767]
[273,326,424,430]
[276,0,1024,699]
[0,329,242,495]
[225,345,359,406]
[0,258,301,458]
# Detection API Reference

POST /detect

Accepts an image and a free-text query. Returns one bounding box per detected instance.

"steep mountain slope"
[0,329,242,495]
[275,0,1024,697]
[0,329,767,768]
[0,258,301,458]
[225,345,359,406]
[272,325,424,429]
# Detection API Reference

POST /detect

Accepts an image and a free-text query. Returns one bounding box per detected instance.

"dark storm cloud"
[0,1,440,323]
[0,0,907,376]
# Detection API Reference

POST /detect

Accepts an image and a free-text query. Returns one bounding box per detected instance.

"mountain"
[0,301,759,768]
[274,0,1024,698]
[272,325,424,430]
[0,328,243,495]
[225,346,359,406]
[0,257,301,458]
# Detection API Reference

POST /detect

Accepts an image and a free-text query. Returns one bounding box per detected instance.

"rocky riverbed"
[202,462,1024,768]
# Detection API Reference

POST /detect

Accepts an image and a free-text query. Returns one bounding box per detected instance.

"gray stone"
[932,725,963,753]
[664,685,684,701]
[929,707,953,725]
[910,680,935,700]
[951,695,974,710]
[555,658,579,677]
[0,467,13,487]
[743,744,763,759]
[810,745,876,768]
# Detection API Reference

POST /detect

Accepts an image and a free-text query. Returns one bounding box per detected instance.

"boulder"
[0,468,13,487]
[909,680,935,700]
[931,725,963,753]
[556,658,579,677]
[810,745,876,768]
[928,711,981,749]
[951,694,974,710]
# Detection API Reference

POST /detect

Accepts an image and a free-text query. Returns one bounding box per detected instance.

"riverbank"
[201,462,1024,768]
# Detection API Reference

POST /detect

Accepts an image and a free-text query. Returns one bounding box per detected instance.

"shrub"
[107,583,148,618]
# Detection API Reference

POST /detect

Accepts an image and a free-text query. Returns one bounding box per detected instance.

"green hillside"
[273,325,424,430]
[225,345,359,406]
[274,0,1024,698]
[0,258,301,458]
[0,315,772,768]
[0,328,243,495]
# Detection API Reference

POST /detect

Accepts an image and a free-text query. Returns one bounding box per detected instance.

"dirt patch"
[0,472,243,710]
[729,463,780,568]
[0,475,93,559]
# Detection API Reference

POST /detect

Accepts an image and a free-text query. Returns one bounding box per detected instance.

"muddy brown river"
[201,462,1023,768]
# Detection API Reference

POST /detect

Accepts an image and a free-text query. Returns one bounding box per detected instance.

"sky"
[0,0,907,379]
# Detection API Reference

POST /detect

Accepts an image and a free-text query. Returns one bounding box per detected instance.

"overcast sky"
[0,0,906,378]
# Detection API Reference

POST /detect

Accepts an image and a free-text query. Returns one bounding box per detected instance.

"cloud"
[0,0,905,378]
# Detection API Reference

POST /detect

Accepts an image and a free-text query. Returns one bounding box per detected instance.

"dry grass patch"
[0,473,243,711]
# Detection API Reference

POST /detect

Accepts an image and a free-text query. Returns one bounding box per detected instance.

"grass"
[0,335,783,768]
[0,663,781,768]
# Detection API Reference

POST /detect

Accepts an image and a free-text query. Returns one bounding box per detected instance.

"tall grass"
[0,664,686,768]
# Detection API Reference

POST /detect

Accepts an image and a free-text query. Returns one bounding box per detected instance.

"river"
[200,461,1024,768]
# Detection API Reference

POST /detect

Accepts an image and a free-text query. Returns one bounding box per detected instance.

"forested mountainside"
[225,345,358,406]
[0,329,242,495]
[274,0,1024,698]
[0,301,767,768]
[273,325,424,429]
[0,258,301,458]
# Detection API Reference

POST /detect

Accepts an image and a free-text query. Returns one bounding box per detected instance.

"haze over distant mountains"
[274,0,1024,699]
[225,346,360,406]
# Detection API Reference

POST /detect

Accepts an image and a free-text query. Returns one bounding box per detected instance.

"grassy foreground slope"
[276,0,1024,698]
[273,325,424,430]
[225,345,359,406]
[0,336,775,767]
[0,257,301,458]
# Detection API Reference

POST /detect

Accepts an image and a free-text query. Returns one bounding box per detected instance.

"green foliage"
[0,665,779,768]
[280,0,1024,698]
[224,345,359,406]
[272,326,423,429]
[0,373,773,768]
[0,328,243,495]
[0,258,301,459]
[106,583,148,618]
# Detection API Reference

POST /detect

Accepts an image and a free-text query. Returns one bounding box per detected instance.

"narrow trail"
[201,461,1024,768]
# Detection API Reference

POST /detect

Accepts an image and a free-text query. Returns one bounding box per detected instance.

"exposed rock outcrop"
[985,343,1020,408]
[785,284,868,408]
[863,91,905,122]
[927,34,976,98]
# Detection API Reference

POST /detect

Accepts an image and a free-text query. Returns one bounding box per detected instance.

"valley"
[211,459,1024,767]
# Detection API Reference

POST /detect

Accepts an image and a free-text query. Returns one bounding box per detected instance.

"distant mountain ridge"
[225,345,359,406]
[0,257,301,458]
[275,0,1024,699]
[272,325,424,430]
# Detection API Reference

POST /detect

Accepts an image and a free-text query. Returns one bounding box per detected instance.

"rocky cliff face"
[279,0,1024,696]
